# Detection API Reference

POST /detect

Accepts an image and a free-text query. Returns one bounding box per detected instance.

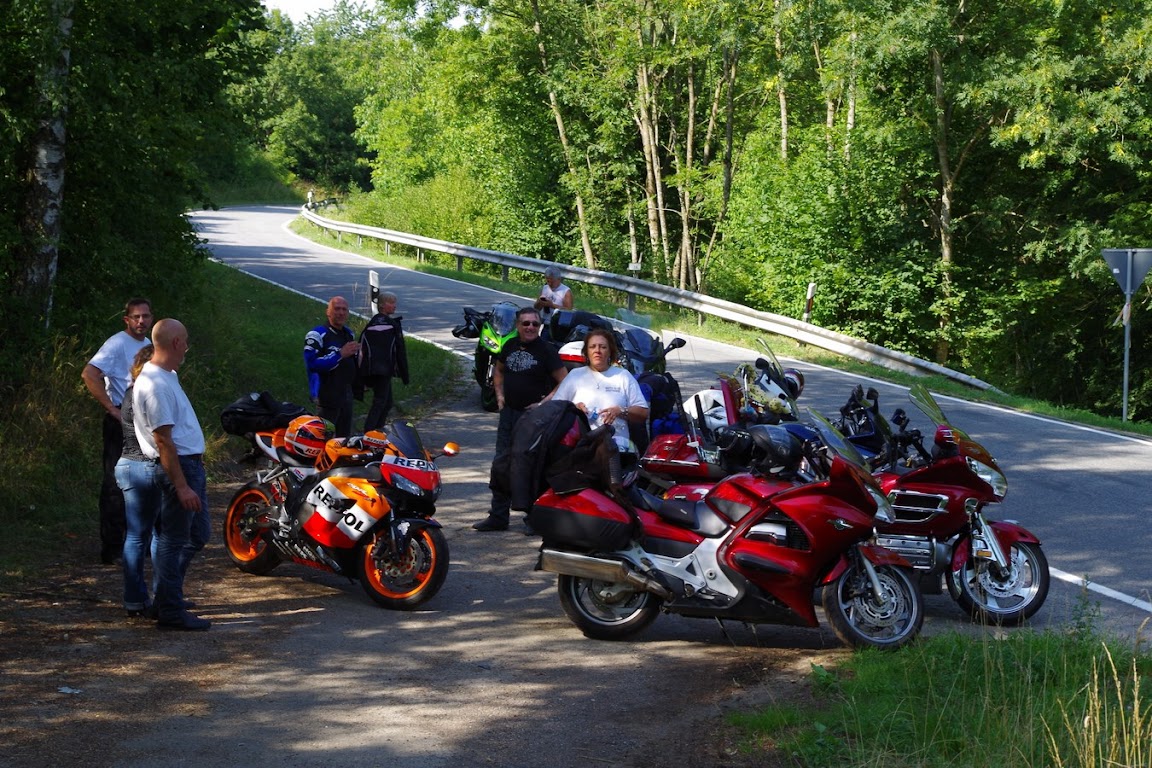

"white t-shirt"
[133,362,205,459]
[539,282,571,325]
[87,331,152,407]
[552,365,647,450]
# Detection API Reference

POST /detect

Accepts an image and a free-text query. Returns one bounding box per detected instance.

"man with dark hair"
[82,298,154,564]
[473,307,567,532]
[305,296,360,437]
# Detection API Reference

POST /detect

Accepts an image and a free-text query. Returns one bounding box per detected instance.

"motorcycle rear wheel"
[358,525,449,609]
[947,540,1049,625]
[222,481,282,575]
[822,564,923,650]
[557,574,660,640]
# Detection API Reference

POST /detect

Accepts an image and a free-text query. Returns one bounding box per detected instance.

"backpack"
[220,391,309,437]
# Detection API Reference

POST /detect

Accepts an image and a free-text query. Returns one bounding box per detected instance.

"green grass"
[0,259,462,585]
[727,613,1151,767]
[292,214,1152,438]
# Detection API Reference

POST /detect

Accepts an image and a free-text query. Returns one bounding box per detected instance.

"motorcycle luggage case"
[528,488,633,550]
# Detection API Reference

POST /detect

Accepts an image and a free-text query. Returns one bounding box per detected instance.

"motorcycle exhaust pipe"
[539,549,673,600]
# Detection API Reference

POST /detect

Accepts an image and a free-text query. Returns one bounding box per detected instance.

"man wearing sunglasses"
[473,307,567,532]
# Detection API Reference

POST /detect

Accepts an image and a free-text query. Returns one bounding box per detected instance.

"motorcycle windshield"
[908,383,971,441]
[387,420,428,460]
[806,408,870,471]
[489,302,519,337]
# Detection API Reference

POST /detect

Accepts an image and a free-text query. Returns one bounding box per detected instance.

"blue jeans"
[115,457,162,610]
[154,456,210,621]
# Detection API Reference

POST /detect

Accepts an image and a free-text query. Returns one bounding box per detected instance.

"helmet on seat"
[285,415,333,460]
[747,424,803,474]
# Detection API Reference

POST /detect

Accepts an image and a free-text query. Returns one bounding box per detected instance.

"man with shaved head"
[305,296,361,436]
[133,319,211,631]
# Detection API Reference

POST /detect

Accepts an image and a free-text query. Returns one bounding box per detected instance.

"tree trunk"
[529,0,596,269]
[774,0,788,160]
[932,48,954,364]
[21,0,74,330]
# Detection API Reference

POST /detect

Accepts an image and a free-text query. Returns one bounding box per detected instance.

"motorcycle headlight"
[869,486,895,525]
[966,457,1008,499]
[392,473,424,497]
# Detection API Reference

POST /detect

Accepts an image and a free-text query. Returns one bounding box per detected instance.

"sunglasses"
[520,321,541,327]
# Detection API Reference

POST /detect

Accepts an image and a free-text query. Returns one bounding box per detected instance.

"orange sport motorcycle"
[223,411,458,609]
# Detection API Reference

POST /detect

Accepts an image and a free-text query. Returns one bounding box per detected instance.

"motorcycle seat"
[656,498,729,538]
[276,445,319,468]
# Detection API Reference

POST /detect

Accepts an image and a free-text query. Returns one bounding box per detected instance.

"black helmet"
[747,424,803,474]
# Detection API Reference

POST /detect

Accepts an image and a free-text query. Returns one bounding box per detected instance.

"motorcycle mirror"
[438,442,460,458]
[891,408,908,428]
[754,357,771,371]
[667,337,687,351]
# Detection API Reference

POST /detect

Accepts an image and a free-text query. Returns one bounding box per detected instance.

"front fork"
[966,498,1011,573]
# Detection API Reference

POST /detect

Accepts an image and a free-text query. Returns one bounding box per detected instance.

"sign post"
[1101,248,1152,421]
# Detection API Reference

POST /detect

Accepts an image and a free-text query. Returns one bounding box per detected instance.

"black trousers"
[99,412,127,561]
[363,376,395,432]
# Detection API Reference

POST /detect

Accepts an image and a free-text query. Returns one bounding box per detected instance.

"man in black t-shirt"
[473,307,567,532]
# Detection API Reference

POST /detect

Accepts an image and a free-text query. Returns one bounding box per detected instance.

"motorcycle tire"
[358,524,450,610]
[557,574,660,640]
[223,481,283,575]
[475,349,499,412]
[822,564,923,650]
[946,540,1050,625]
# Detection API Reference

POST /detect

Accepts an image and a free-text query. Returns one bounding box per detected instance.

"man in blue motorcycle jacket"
[473,306,567,532]
[304,296,360,437]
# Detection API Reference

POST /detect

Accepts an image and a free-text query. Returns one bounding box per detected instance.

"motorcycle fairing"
[298,469,388,548]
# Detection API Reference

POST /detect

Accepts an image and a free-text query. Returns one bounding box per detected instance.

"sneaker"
[472,516,509,532]
[156,611,211,631]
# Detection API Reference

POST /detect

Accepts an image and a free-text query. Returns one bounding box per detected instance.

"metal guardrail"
[301,207,998,391]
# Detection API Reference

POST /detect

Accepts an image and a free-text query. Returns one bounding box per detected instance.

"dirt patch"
[0,479,838,768]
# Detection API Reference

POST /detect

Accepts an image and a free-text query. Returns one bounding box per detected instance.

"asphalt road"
[132,205,1152,766]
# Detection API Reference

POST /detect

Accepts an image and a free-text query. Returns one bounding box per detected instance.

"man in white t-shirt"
[534,266,573,337]
[134,318,211,631]
[81,298,153,564]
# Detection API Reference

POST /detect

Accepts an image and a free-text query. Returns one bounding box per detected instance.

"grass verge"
[0,259,462,585]
[728,609,1150,767]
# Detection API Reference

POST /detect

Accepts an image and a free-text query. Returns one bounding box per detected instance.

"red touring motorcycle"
[527,411,925,649]
[221,401,458,609]
[836,383,1049,624]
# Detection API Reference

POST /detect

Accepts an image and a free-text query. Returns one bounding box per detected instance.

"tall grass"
[0,260,462,584]
[729,619,1151,767]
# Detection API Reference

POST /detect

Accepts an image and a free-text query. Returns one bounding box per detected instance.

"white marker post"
[1102,248,1152,421]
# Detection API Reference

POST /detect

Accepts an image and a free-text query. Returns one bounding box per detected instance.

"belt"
[179,454,203,462]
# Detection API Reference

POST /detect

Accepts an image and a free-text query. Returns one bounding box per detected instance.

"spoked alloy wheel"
[823,564,924,650]
[557,574,660,640]
[947,541,1049,625]
[358,525,449,609]
[222,481,282,575]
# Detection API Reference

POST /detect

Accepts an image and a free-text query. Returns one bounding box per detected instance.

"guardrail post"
[357,235,362,247]
[502,265,509,282]
[417,248,423,263]
[385,242,390,258]
[456,254,464,271]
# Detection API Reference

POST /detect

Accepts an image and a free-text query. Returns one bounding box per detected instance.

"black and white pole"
[802,282,816,324]
[1102,249,1152,421]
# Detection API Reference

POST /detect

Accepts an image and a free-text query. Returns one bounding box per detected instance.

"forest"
[2,0,1151,418]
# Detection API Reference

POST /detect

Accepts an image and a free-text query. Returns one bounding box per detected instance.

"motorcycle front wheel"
[557,574,660,640]
[946,540,1050,625]
[358,524,450,609]
[822,564,923,650]
[475,348,499,412]
[223,481,282,575]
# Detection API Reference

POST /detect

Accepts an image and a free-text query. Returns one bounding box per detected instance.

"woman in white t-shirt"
[551,328,648,452]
